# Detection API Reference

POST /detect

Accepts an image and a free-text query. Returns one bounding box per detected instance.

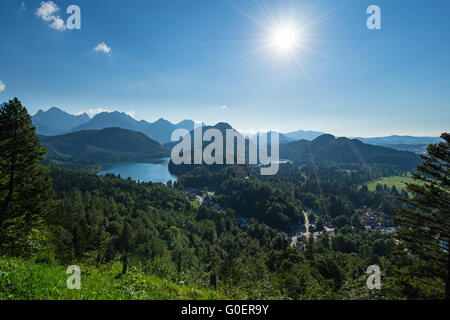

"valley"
[1,0,449,305]
[0,99,448,301]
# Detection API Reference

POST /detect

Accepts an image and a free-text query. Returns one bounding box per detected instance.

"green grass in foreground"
[0,256,223,300]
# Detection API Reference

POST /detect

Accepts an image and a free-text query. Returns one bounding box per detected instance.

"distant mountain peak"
[97,111,126,116]
[155,117,171,124]
[68,111,198,144]
[213,122,233,130]
[174,119,199,132]
[355,135,443,147]
[48,106,64,112]
[176,119,194,125]
[312,134,336,144]
[32,107,91,136]
[90,111,135,122]
[283,129,325,142]
[35,107,65,116]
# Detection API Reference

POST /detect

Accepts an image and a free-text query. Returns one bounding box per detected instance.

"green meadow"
[0,256,223,300]
[363,174,420,193]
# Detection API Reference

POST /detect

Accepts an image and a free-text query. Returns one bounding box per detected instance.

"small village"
[187,189,396,250]
[359,206,396,235]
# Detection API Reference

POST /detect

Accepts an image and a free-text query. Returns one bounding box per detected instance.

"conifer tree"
[394,133,449,299]
[0,98,52,255]
[118,223,132,275]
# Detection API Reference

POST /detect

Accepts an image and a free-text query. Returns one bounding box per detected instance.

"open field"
[363,174,420,193]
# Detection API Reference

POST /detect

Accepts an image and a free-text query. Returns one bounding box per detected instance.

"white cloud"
[124,111,135,118]
[36,1,58,20]
[94,42,112,54]
[20,2,26,12]
[49,17,66,31]
[220,105,227,110]
[0,81,5,92]
[36,1,66,31]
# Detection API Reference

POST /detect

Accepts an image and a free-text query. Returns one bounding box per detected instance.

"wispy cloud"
[220,105,227,110]
[20,2,26,12]
[36,1,66,31]
[0,81,5,92]
[93,42,112,54]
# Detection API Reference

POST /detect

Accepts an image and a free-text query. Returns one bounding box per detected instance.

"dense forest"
[0,98,448,300]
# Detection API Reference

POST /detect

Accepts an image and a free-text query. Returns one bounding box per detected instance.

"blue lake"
[98,158,177,184]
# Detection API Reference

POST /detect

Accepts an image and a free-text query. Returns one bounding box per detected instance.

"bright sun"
[270,25,299,53]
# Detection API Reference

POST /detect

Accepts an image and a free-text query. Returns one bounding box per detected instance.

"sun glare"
[270,25,299,53]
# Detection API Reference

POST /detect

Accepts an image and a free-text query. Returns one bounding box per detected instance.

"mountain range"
[33,107,90,136]
[280,134,421,170]
[36,116,422,172]
[167,122,421,173]
[355,135,443,146]
[282,129,325,141]
[32,107,199,145]
[32,107,442,151]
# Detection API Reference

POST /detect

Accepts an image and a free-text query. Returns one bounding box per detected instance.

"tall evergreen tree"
[0,98,52,255]
[118,223,133,275]
[394,133,449,299]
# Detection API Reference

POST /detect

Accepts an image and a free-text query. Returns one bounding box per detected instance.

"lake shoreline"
[97,158,177,184]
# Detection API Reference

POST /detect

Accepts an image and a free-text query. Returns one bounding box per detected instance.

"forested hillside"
[39,127,170,163]
[280,134,421,171]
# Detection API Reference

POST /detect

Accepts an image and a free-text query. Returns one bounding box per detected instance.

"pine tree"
[394,133,449,299]
[118,223,132,275]
[0,98,52,255]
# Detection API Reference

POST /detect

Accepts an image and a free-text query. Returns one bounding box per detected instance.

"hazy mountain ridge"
[32,107,90,136]
[71,112,202,144]
[33,107,199,145]
[32,107,442,150]
[355,135,443,146]
[283,129,325,141]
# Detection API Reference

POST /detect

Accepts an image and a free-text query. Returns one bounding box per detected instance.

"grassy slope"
[0,257,223,300]
[364,174,417,193]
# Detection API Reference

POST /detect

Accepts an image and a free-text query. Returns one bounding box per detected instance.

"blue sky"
[0,0,449,137]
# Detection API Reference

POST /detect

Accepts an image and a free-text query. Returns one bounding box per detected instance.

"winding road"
[290,211,310,247]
